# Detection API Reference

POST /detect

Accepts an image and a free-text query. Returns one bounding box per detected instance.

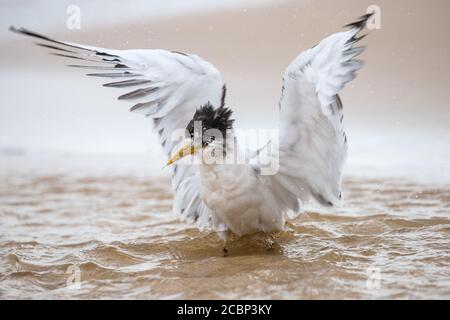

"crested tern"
[10,13,373,253]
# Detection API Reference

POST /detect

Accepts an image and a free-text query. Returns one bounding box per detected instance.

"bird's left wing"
[258,14,372,216]
[10,26,226,227]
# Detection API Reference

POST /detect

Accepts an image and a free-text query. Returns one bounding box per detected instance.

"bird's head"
[166,102,234,166]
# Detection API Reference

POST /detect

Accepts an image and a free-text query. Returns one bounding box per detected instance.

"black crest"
[186,102,234,145]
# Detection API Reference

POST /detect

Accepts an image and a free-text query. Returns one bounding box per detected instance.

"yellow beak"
[165,139,201,167]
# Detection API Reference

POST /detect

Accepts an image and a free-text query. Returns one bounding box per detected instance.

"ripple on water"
[0,173,449,299]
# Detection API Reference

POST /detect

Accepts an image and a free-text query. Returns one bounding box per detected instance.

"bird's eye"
[210,136,215,142]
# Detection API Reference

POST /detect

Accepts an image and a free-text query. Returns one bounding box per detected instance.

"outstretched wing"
[263,14,372,215]
[10,26,225,227]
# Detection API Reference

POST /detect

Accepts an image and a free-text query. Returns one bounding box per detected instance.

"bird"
[10,13,373,254]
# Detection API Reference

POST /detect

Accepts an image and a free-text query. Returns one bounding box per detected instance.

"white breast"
[199,163,284,236]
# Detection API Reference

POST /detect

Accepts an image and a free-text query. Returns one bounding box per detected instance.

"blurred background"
[1,0,449,180]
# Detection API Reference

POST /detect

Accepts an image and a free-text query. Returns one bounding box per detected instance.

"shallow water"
[0,170,449,299]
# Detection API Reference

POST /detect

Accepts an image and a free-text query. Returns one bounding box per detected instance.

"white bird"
[10,14,372,253]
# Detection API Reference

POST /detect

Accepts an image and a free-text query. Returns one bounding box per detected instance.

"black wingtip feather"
[86,72,141,78]
[353,33,368,43]
[10,26,121,60]
[37,43,75,53]
[51,53,84,60]
[103,79,152,88]
[9,26,22,34]
[68,65,129,71]
[67,63,129,70]
[344,12,374,30]
[9,26,54,43]
[118,87,157,100]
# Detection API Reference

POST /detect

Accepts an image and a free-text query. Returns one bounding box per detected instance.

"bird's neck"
[200,133,245,167]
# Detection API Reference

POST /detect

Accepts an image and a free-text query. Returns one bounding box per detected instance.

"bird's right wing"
[10,27,226,227]
[260,14,372,216]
